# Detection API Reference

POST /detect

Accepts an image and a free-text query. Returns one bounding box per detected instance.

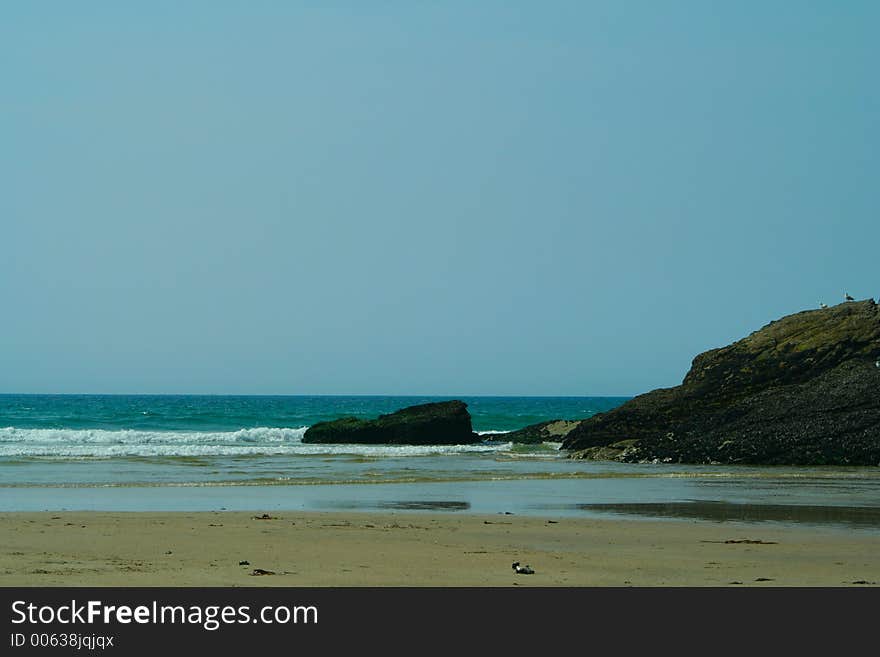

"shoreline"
[2,510,878,587]
[3,476,880,535]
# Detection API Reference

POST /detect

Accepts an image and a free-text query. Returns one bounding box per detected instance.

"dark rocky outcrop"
[302,400,480,445]
[562,300,880,465]
[503,420,584,444]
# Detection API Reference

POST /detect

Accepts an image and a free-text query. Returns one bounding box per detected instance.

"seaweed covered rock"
[302,400,480,445]
[503,420,584,444]
[562,300,880,465]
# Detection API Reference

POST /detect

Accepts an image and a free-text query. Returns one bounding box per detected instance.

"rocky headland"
[302,400,480,445]
[559,300,880,465]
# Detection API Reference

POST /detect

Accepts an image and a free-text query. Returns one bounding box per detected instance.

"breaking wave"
[0,426,514,458]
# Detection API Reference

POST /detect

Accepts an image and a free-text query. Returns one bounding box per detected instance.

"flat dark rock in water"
[563,300,880,466]
[302,400,480,445]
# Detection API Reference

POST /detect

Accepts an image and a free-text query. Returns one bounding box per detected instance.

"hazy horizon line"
[0,391,636,399]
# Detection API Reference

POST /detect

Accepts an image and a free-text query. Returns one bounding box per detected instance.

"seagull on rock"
[820,303,828,309]
[845,292,855,301]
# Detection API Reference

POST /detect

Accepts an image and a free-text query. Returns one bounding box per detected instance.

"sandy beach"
[1,511,877,587]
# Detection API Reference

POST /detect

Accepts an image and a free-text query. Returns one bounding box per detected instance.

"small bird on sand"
[512,562,534,574]
[845,292,855,301]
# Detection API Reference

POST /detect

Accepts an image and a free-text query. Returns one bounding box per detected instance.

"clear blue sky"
[2,2,877,395]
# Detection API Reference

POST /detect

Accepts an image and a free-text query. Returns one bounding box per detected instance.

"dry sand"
[1,511,878,586]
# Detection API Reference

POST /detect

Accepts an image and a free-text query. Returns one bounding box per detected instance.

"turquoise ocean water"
[1,394,878,530]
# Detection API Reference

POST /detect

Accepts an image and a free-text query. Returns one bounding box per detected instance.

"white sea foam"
[0,426,511,458]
